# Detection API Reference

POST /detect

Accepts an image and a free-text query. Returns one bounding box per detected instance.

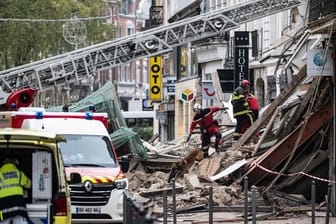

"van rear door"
[0,128,70,224]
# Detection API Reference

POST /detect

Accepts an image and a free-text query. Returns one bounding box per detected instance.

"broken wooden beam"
[244,101,333,186]
[140,186,183,197]
[176,205,273,214]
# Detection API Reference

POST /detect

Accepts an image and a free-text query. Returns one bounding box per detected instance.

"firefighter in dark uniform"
[187,103,227,157]
[231,80,254,140]
[0,157,31,224]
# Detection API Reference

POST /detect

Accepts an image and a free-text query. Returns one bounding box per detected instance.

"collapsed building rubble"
[125,17,336,222]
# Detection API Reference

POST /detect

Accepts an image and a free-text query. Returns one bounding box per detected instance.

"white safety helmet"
[193,103,202,112]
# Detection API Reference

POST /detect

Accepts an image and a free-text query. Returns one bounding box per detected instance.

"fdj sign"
[149,56,162,101]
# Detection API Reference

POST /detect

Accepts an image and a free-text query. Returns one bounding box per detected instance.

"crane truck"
[0,0,304,97]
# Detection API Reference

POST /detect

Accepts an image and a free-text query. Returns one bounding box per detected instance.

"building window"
[210,0,216,10]
[126,20,135,35]
[125,65,129,81]
[118,66,122,81]
[119,0,129,14]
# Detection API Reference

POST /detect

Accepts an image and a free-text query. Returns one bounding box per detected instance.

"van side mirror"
[69,172,82,184]
[119,155,129,173]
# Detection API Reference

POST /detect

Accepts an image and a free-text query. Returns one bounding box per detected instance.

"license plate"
[76,207,101,214]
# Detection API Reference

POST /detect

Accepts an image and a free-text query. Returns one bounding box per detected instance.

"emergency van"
[2,108,129,223]
[0,128,71,224]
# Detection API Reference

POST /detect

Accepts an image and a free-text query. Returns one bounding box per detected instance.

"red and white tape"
[253,162,336,184]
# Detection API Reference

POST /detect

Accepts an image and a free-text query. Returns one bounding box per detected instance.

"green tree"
[0,0,117,70]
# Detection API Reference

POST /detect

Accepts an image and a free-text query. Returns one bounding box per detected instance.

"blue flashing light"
[10,103,17,109]
[85,112,93,120]
[35,111,43,119]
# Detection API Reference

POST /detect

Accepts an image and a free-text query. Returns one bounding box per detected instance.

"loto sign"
[149,56,162,101]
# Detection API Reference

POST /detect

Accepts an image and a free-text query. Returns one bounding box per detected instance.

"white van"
[7,110,129,223]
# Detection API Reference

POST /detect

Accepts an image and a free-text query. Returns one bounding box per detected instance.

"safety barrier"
[123,174,334,223]
[168,177,333,224]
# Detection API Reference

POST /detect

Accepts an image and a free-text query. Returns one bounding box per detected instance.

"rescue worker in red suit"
[187,103,227,157]
[0,157,31,224]
[231,80,254,140]
[247,92,259,121]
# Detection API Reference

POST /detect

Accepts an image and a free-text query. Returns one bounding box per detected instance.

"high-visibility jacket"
[231,86,251,118]
[0,163,31,221]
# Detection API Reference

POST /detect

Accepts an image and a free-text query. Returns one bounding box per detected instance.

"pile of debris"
[125,66,335,222]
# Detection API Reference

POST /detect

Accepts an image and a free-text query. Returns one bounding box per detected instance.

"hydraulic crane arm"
[0,0,304,94]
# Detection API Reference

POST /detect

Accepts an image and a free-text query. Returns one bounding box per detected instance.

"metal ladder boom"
[0,0,304,93]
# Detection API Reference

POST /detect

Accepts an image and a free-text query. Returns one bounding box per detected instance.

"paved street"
[159,212,336,224]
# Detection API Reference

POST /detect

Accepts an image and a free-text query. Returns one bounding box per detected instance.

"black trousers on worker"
[233,113,254,140]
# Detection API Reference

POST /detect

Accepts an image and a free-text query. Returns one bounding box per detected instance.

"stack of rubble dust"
[126,138,285,220]
[125,72,335,221]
